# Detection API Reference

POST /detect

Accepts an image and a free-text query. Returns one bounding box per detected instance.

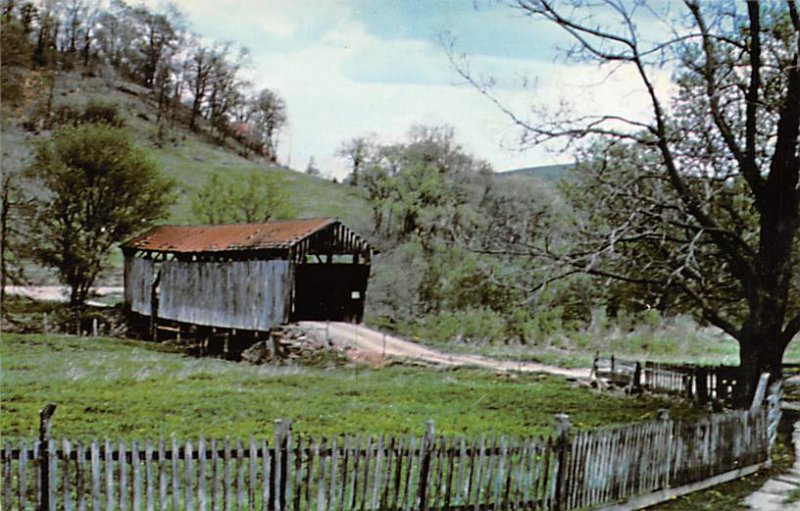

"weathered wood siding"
[123,256,154,316]
[157,259,293,331]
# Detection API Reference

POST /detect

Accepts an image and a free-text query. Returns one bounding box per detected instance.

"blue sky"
[149,0,672,178]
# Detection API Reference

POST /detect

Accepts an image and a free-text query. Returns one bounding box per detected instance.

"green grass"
[1,71,374,285]
[1,333,699,441]
[402,314,800,368]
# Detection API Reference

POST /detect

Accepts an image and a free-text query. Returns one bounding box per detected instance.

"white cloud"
[144,0,679,179]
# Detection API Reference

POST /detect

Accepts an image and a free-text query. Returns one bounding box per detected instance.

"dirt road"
[298,321,590,379]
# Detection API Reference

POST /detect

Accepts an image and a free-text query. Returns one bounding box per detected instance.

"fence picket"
[237,439,245,511]
[19,440,29,510]
[132,440,141,511]
[223,439,232,511]
[105,440,115,511]
[3,397,777,511]
[62,439,72,511]
[118,441,127,511]
[76,441,86,511]
[197,438,206,511]
[211,439,219,511]
[145,440,154,511]
[248,437,257,509]
[261,438,270,511]
[185,440,194,511]
[170,438,179,511]
[3,442,12,511]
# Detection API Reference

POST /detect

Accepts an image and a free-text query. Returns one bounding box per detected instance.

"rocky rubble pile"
[241,324,343,365]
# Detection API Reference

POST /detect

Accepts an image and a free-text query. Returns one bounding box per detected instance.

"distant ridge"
[499,163,575,182]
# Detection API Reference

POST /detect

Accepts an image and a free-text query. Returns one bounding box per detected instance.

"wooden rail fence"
[1,398,778,511]
[592,355,797,407]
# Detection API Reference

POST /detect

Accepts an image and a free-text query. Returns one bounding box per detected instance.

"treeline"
[338,126,603,343]
[1,0,286,160]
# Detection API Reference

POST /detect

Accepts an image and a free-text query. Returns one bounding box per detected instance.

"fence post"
[39,404,57,511]
[696,367,709,405]
[658,409,673,488]
[766,379,783,451]
[417,420,435,510]
[750,372,771,411]
[554,413,571,511]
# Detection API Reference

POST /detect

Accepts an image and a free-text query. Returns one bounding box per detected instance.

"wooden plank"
[223,439,232,511]
[171,438,180,511]
[91,441,101,511]
[76,441,86,511]
[106,439,115,511]
[158,439,167,511]
[329,436,340,511]
[471,435,485,510]
[389,436,404,511]
[3,442,12,511]
[380,436,394,510]
[372,436,385,509]
[360,435,373,508]
[401,436,416,510]
[197,439,206,511]
[47,439,57,511]
[145,440,154,511]
[304,437,314,508]
[132,441,141,511]
[249,438,257,510]
[314,439,326,511]
[19,439,29,511]
[291,435,302,511]
[63,439,73,511]
[185,441,194,511]
[596,460,769,511]
[119,442,130,511]
[261,439,270,511]
[237,439,245,511]
[211,439,219,511]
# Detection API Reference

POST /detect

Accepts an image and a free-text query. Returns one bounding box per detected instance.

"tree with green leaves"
[30,124,174,306]
[191,171,295,224]
[452,0,800,401]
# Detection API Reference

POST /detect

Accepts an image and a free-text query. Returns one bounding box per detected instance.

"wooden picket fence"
[641,362,741,406]
[1,400,777,511]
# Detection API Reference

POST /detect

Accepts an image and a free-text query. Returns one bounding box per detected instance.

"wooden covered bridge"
[121,218,372,347]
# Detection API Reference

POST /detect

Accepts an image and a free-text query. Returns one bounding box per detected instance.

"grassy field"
[0,333,700,441]
[415,314,800,368]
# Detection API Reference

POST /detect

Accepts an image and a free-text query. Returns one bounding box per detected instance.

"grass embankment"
[1,333,695,441]
[410,314,800,369]
[1,71,374,285]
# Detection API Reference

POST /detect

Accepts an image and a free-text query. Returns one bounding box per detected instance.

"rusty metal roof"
[122,218,338,253]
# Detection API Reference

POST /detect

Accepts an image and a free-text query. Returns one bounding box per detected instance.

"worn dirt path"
[298,321,590,379]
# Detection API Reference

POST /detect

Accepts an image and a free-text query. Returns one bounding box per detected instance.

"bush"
[49,99,125,129]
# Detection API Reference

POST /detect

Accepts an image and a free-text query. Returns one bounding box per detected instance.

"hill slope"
[1,70,373,284]
[3,70,372,228]
[500,163,574,182]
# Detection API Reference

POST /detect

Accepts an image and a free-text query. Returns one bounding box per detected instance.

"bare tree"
[450,0,800,402]
[249,88,287,162]
[337,136,372,187]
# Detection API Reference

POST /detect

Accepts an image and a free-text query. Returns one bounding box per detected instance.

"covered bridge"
[121,218,372,337]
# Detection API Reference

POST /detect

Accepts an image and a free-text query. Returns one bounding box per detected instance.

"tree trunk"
[738,332,786,406]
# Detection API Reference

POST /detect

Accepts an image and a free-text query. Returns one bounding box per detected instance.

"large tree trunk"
[737,322,786,407]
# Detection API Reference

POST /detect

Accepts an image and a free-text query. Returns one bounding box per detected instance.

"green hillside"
[1,70,373,284]
[3,70,371,227]
[499,163,575,182]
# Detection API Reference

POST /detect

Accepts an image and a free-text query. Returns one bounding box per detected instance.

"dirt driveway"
[298,321,590,379]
